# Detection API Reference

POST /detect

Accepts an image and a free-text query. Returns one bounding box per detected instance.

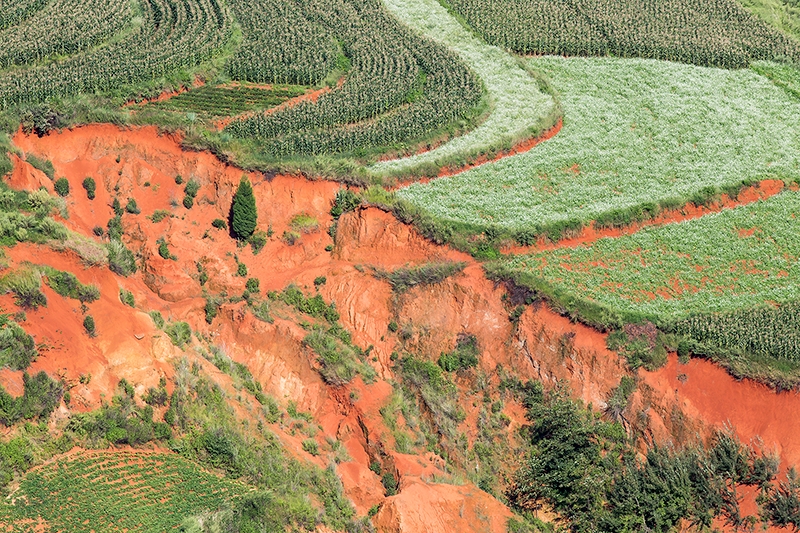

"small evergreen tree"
[231,176,257,239]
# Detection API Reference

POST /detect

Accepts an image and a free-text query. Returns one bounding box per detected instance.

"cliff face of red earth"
[2,124,795,532]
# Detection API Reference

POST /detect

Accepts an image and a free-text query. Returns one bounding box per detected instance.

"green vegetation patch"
[443,0,800,68]
[223,0,483,161]
[399,57,800,242]
[0,450,250,532]
[496,191,800,323]
[142,84,307,118]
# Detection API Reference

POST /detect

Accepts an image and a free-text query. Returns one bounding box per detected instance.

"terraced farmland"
[398,57,800,242]
[0,450,250,532]
[224,0,483,160]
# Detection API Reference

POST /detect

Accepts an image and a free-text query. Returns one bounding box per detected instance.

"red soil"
[504,179,786,255]
[4,123,800,533]
[644,355,800,468]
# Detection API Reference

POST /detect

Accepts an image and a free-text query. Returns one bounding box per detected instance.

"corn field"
[0,0,48,31]
[0,0,131,70]
[0,0,233,109]
[226,0,339,86]
[224,0,482,158]
[675,303,800,361]
[445,0,800,68]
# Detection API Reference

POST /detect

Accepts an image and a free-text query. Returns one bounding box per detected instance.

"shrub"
[174,175,183,185]
[231,176,257,239]
[0,321,37,370]
[246,278,260,293]
[381,472,398,496]
[107,240,137,276]
[204,297,221,324]
[54,178,70,197]
[314,276,327,288]
[82,177,96,200]
[150,210,170,223]
[149,311,165,329]
[119,289,135,307]
[43,268,99,303]
[92,226,104,237]
[125,198,140,214]
[249,231,268,254]
[182,195,194,209]
[111,197,123,216]
[106,215,123,240]
[236,262,248,277]
[437,333,479,372]
[302,439,319,456]
[330,189,361,218]
[212,218,227,230]
[158,240,176,260]
[143,379,168,407]
[184,179,200,199]
[0,371,63,426]
[165,321,192,348]
[83,315,96,337]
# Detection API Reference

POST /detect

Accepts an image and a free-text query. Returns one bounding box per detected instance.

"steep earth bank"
[3,124,798,532]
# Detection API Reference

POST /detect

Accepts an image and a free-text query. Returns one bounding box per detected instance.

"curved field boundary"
[369,0,558,177]
[397,56,800,242]
[502,179,786,255]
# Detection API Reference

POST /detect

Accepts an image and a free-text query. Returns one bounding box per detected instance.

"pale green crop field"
[398,57,800,233]
[498,190,800,321]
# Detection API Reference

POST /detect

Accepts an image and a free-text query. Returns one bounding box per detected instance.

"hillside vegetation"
[2,0,800,531]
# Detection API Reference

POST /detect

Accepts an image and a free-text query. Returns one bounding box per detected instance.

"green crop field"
[397,56,800,242]
[224,0,483,160]
[442,0,800,68]
[0,0,233,109]
[142,85,307,118]
[368,0,557,176]
[491,190,800,365]
[0,450,250,532]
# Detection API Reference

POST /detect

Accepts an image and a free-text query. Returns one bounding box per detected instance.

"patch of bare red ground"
[503,179,786,255]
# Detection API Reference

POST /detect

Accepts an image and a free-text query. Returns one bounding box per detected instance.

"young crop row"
[146,85,307,117]
[0,451,249,532]
[0,0,132,71]
[493,190,800,359]
[224,0,483,159]
[445,0,800,68]
[398,57,800,242]
[0,0,233,109]
[226,0,339,86]
[369,0,557,176]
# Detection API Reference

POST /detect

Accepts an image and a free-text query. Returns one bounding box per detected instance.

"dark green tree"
[231,176,257,240]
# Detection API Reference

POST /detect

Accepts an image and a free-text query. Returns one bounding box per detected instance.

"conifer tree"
[231,175,257,239]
